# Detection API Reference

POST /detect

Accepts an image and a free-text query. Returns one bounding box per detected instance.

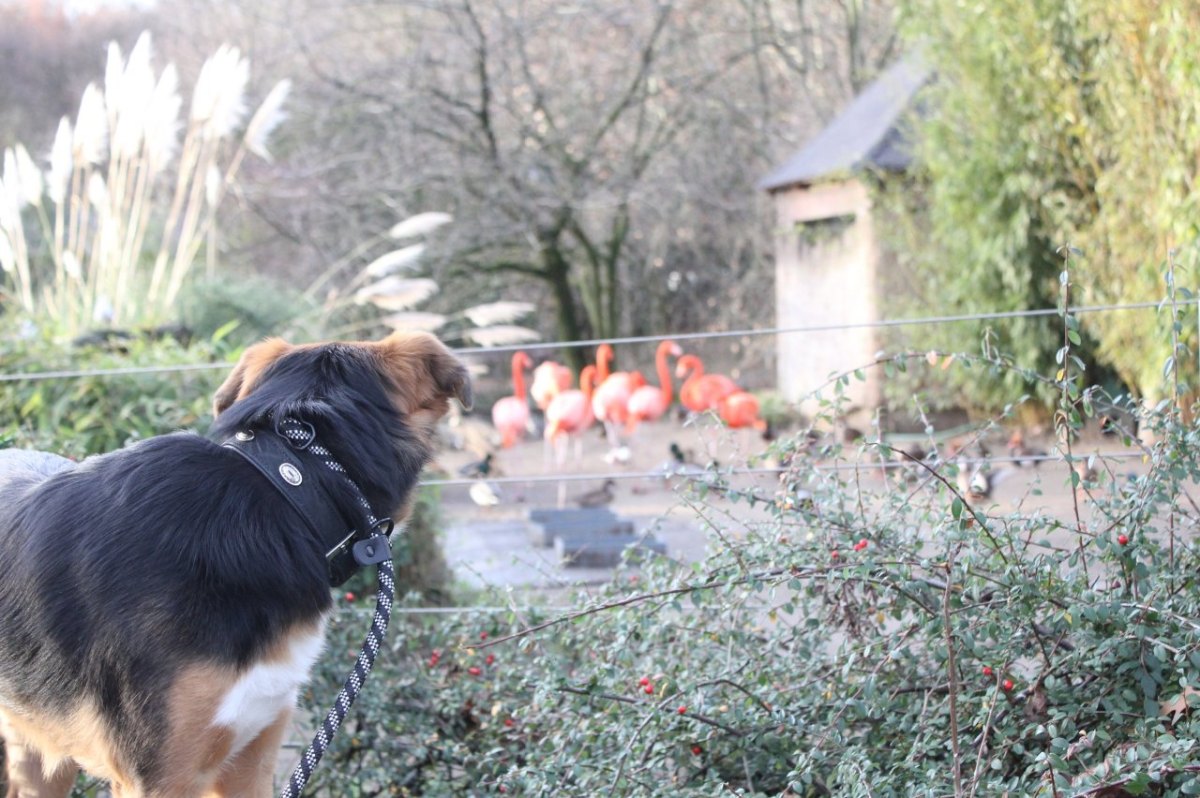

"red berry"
[830,550,839,559]
[643,684,654,694]
[982,666,993,677]
[638,676,651,686]
[691,745,703,755]
[1117,534,1129,546]
[480,631,489,640]
[854,538,868,551]
[1002,679,1014,691]
[504,717,515,727]
[677,706,687,714]
[498,787,507,794]
[468,666,482,676]
[486,654,495,666]
[344,592,356,601]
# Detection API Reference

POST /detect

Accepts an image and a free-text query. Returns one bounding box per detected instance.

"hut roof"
[759,55,929,192]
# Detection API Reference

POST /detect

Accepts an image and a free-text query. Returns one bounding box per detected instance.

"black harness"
[221,418,392,586]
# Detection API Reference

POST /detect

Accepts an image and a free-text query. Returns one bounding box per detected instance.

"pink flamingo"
[676,354,739,414]
[530,360,573,411]
[545,365,597,453]
[545,365,597,505]
[626,340,682,430]
[719,390,766,431]
[491,351,532,448]
[591,344,645,445]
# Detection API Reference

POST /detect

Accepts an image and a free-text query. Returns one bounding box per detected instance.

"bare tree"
[149,0,897,378]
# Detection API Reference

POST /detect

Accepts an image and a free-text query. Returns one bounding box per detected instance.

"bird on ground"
[956,463,991,501]
[458,452,495,479]
[890,444,935,484]
[591,344,646,446]
[1073,459,1098,498]
[469,479,502,507]
[718,390,766,432]
[653,442,704,479]
[491,351,533,448]
[626,340,682,429]
[1007,430,1045,468]
[675,354,740,414]
[603,446,632,465]
[530,360,573,411]
[574,479,617,508]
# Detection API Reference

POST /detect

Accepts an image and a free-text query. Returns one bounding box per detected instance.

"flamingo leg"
[553,434,570,508]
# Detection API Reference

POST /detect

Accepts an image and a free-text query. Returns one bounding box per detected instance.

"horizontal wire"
[0,300,1166,383]
[424,449,1149,489]
[452,300,1164,356]
[334,603,787,616]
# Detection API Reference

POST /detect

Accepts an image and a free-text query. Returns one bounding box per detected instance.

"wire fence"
[0,299,1171,383]
[1,298,1167,615]
[423,450,1148,489]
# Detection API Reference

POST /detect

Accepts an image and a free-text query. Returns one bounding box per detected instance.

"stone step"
[528,506,617,524]
[527,506,628,547]
[553,534,668,568]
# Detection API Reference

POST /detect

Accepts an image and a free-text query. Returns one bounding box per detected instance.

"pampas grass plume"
[8,145,43,206]
[0,229,13,273]
[464,325,541,347]
[111,33,156,159]
[73,84,108,166]
[354,276,439,309]
[191,44,249,139]
[462,300,535,327]
[380,311,449,332]
[144,63,181,172]
[388,212,452,240]
[47,118,72,203]
[244,79,290,161]
[364,243,425,278]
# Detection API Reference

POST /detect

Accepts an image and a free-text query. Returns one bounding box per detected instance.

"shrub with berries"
[296,370,1200,796]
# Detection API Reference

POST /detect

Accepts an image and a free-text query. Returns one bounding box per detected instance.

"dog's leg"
[3,741,78,798]
[203,708,291,798]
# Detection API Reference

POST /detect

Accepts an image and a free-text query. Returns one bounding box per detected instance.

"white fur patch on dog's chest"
[213,621,327,756]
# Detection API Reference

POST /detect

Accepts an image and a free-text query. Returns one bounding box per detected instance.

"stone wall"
[773,178,882,417]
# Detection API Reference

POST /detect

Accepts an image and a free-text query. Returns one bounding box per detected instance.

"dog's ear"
[373,332,473,426]
[212,338,293,417]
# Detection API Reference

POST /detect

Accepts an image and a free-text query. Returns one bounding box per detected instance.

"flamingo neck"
[581,366,597,399]
[656,343,674,404]
[511,354,527,400]
[681,355,704,390]
[596,346,612,384]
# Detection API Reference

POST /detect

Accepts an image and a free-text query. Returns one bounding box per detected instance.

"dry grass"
[0,32,288,335]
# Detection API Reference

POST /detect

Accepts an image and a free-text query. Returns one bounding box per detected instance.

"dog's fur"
[0,332,469,797]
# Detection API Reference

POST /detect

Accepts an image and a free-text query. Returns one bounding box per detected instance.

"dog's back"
[0,435,334,794]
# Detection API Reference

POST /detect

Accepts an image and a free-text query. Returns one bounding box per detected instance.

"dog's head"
[212,331,471,439]
[210,332,470,520]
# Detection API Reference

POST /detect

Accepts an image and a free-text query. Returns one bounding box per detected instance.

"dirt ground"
[428,414,1152,595]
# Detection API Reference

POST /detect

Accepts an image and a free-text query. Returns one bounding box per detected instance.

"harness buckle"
[352,534,392,567]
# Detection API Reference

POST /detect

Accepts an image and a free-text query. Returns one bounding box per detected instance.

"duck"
[458,452,495,479]
[956,463,990,501]
[469,479,502,507]
[574,479,617,508]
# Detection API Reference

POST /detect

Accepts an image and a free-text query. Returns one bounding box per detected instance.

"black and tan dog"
[0,332,470,797]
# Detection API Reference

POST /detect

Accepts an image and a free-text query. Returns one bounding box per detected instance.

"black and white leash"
[274,418,400,798]
[279,557,395,798]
